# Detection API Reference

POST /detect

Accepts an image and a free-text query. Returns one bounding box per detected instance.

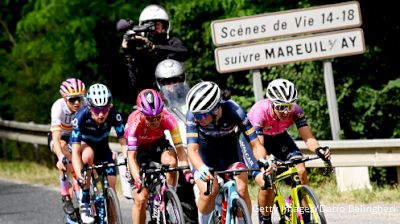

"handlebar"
[136,164,190,194]
[204,167,260,196]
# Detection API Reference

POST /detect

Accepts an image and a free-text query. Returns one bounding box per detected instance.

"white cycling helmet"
[186,81,221,114]
[86,83,112,107]
[155,59,186,89]
[266,78,298,104]
[139,4,170,36]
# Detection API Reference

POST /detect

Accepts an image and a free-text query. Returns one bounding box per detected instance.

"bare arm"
[127,150,140,180]
[71,143,83,179]
[250,136,270,160]
[187,143,204,171]
[298,126,319,153]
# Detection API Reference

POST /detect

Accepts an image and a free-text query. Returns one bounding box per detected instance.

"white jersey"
[50,98,85,137]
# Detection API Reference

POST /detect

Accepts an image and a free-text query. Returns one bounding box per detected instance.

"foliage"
[0,0,399,140]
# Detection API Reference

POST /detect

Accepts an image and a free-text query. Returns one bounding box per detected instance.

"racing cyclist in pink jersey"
[125,89,189,224]
[48,78,86,215]
[248,78,331,223]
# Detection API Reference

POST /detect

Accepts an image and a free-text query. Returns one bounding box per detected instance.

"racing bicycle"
[138,162,188,224]
[205,166,260,224]
[270,154,333,224]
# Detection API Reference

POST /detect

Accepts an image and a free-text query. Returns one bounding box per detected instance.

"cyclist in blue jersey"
[185,81,274,224]
[70,83,127,224]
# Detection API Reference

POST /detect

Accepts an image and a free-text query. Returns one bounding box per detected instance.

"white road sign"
[214,29,365,73]
[211,1,361,46]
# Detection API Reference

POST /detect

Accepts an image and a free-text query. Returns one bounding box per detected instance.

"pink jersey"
[124,109,183,151]
[247,99,308,136]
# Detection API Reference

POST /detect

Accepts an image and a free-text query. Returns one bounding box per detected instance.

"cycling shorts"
[264,131,303,160]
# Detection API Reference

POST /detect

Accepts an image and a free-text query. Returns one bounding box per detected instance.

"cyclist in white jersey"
[48,78,86,215]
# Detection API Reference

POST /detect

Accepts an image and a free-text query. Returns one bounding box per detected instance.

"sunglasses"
[67,96,83,103]
[193,106,219,121]
[145,114,162,122]
[91,106,111,114]
[273,103,294,112]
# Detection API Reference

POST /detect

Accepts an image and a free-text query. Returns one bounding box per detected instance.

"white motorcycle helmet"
[139,4,170,38]
[155,59,186,89]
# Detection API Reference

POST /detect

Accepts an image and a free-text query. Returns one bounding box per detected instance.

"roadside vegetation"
[1,160,400,204]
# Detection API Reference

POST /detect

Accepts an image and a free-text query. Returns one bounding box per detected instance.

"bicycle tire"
[296,185,327,224]
[208,209,221,224]
[163,188,185,224]
[105,188,123,224]
[229,197,252,224]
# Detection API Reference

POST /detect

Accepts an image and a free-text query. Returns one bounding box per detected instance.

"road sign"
[211,1,361,46]
[214,28,365,73]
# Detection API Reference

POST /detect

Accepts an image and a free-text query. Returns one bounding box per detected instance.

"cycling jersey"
[50,98,83,137]
[186,100,258,142]
[247,99,308,136]
[187,100,259,172]
[70,107,125,145]
[49,98,87,150]
[248,98,308,160]
[124,109,183,152]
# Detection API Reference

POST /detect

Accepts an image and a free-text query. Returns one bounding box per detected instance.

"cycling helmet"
[59,78,86,97]
[139,4,170,36]
[266,78,298,104]
[186,81,221,114]
[136,89,164,116]
[155,59,186,89]
[86,84,112,107]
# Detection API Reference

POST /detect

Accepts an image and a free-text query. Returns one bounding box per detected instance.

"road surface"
[1,178,399,223]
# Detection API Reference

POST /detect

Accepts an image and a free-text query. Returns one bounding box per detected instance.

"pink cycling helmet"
[136,89,164,116]
[59,78,86,97]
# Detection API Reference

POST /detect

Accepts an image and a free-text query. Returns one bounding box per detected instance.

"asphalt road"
[1,178,400,224]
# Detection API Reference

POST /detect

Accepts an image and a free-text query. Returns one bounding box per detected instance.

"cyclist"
[248,78,332,223]
[48,78,86,215]
[119,4,188,98]
[125,88,190,224]
[155,59,198,223]
[185,81,273,224]
[70,83,127,224]
[155,58,190,108]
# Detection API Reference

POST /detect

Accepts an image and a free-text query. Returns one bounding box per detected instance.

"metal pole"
[323,60,371,192]
[251,69,264,102]
[323,60,341,140]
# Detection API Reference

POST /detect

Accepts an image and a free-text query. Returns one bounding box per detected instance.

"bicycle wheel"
[208,209,221,224]
[163,188,185,224]
[105,188,123,224]
[296,185,326,224]
[229,197,252,224]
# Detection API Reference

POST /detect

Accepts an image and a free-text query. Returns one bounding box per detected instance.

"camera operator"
[117,4,188,98]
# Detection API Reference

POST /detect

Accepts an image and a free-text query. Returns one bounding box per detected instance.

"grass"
[247,177,400,205]
[2,160,400,204]
[0,160,125,195]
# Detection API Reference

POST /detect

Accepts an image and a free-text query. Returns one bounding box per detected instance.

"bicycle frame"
[272,156,329,224]
[82,161,124,224]
[140,163,189,223]
[208,168,257,224]
[273,166,301,223]
[215,179,241,224]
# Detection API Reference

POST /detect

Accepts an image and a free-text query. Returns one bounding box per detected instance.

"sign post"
[211,1,370,191]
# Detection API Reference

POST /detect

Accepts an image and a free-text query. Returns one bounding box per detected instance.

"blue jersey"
[186,100,258,143]
[70,107,125,146]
